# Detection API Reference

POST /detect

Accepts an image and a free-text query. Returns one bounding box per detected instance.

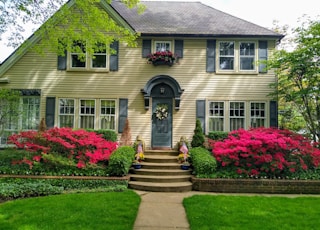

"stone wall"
[192,177,320,194]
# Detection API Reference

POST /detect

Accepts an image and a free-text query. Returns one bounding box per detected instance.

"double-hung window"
[21,97,40,130]
[80,99,95,129]
[59,99,75,128]
[250,102,266,127]
[92,43,107,68]
[71,41,86,68]
[209,102,224,131]
[219,42,234,70]
[230,102,245,130]
[240,42,255,70]
[100,100,116,129]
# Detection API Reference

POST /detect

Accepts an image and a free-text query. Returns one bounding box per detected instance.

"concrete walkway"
[133,190,320,230]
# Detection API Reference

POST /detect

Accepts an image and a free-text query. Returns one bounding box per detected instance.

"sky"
[0,0,319,63]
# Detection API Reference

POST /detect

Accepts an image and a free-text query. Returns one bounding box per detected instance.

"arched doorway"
[141,75,184,148]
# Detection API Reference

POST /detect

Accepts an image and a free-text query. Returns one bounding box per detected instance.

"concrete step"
[141,162,182,170]
[128,181,193,192]
[130,174,191,183]
[130,168,191,176]
[145,155,178,163]
[144,150,178,156]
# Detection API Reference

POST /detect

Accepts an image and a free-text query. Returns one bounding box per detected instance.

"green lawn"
[183,195,320,230]
[0,190,141,230]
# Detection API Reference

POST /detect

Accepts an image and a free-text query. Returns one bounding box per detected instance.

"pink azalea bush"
[211,127,320,178]
[9,127,118,169]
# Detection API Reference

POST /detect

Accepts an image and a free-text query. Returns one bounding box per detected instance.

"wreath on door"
[155,104,168,120]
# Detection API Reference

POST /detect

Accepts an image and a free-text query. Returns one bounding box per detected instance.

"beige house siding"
[0,38,277,148]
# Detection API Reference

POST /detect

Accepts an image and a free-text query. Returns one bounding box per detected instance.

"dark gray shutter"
[57,50,67,70]
[142,39,151,58]
[118,98,128,133]
[206,40,216,73]
[270,100,278,128]
[196,100,206,133]
[109,41,119,71]
[259,41,268,73]
[174,40,184,58]
[46,97,56,128]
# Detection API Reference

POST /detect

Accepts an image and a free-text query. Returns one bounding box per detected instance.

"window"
[209,102,224,131]
[219,42,234,70]
[92,43,107,68]
[240,42,255,70]
[230,102,245,130]
[250,102,266,127]
[100,100,116,130]
[155,41,171,52]
[1,96,40,146]
[80,99,95,129]
[71,41,86,68]
[22,97,40,130]
[59,99,75,128]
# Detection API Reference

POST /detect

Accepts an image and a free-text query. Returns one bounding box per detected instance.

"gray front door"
[152,98,172,148]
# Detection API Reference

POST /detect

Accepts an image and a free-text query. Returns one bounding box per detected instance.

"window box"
[147,51,177,66]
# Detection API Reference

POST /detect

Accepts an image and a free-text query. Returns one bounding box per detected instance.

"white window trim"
[208,101,226,132]
[250,101,267,128]
[79,99,96,129]
[229,101,246,131]
[99,99,117,130]
[58,98,75,128]
[218,41,235,72]
[154,40,172,52]
[239,41,257,72]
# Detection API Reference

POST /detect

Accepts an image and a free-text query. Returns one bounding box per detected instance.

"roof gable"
[111,1,282,38]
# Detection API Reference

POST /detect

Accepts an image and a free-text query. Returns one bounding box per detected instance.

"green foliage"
[191,119,205,148]
[207,131,229,141]
[0,0,144,56]
[107,146,135,176]
[268,17,320,141]
[0,182,63,201]
[86,129,118,141]
[189,147,217,177]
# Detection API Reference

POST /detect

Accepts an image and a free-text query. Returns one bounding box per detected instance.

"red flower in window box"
[147,51,178,66]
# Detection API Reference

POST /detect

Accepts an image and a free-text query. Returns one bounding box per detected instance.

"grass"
[0,190,141,230]
[183,195,320,230]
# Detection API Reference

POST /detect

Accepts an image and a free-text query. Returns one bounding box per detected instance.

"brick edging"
[192,177,320,194]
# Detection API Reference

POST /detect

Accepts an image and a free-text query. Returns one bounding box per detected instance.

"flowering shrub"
[211,127,320,178]
[147,51,177,65]
[9,127,118,169]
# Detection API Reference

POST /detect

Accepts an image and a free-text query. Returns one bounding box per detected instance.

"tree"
[191,119,205,148]
[0,0,144,56]
[268,17,320,141]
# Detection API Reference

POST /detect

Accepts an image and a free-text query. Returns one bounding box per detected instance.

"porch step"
[129,181,193,192]
[129,150,192,192]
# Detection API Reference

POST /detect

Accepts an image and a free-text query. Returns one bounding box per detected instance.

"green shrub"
[208,131,229,141]
[190,147,217,177]
[0,182,63,201]
[86,129,118,142]
[107,146,135,176]
[191,119,205,147]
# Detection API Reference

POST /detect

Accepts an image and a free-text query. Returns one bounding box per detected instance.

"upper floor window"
[219,42,234,70]
[69,41,108,70]
[155,41,171,52]
[240,42,255,70]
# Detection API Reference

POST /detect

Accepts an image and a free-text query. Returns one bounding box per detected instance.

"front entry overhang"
[141,75,184,110]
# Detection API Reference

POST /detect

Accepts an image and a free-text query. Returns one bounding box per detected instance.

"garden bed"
[0,174,129,181]
[192,177,320,194]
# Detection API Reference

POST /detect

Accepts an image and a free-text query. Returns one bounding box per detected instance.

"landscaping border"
[0,174,129,181]
[192,177,320,194]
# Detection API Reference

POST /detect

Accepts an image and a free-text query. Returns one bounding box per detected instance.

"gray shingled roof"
[111,1,282,38]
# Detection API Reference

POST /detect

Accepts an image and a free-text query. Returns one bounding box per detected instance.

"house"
[0,0,283,149]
